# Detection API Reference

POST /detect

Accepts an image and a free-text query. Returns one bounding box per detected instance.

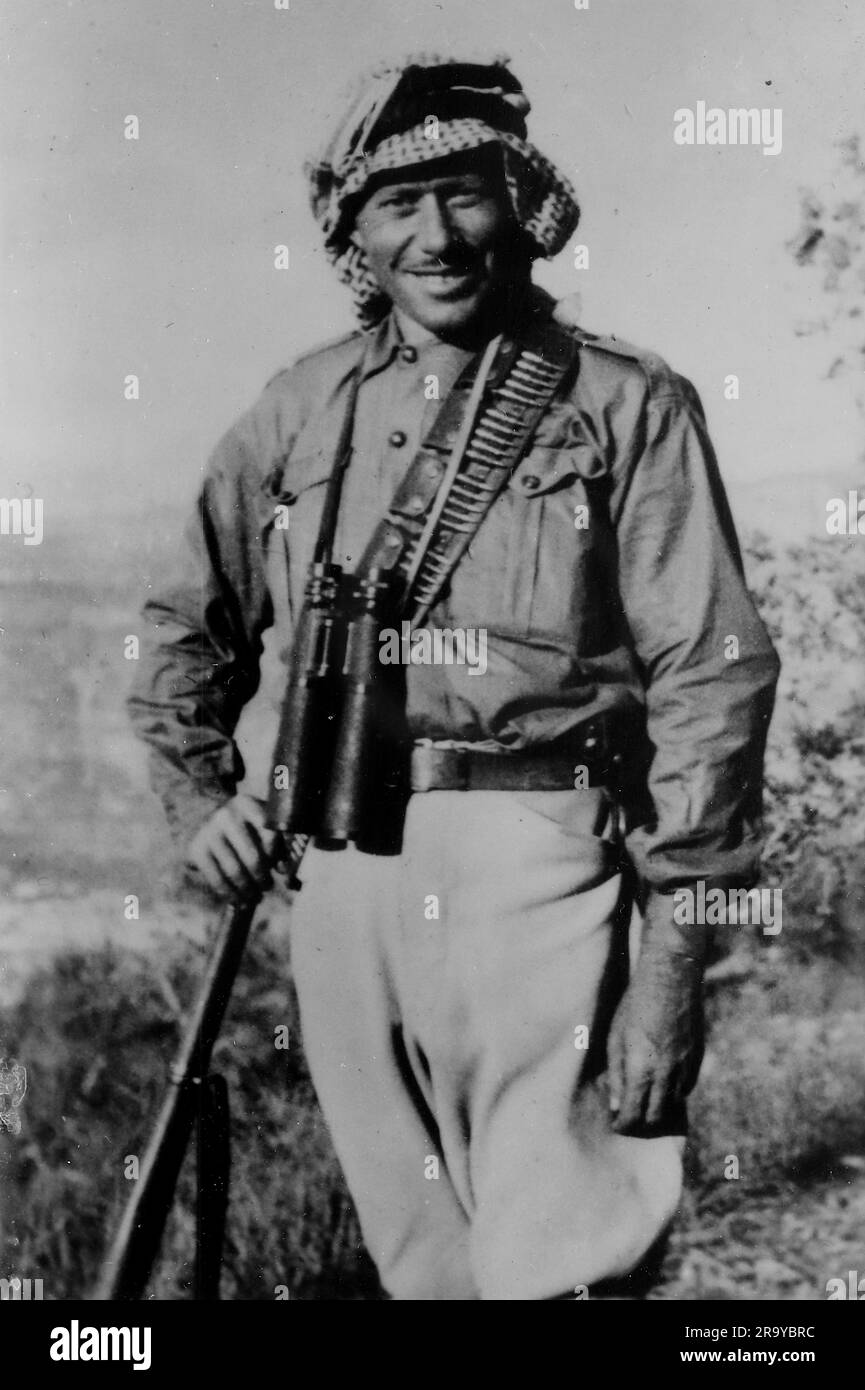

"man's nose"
[415,193,454,255]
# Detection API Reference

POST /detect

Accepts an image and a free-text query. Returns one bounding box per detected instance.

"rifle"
[93,834,309,1301]
[95,558,402,1303]
[95,564,404,1301]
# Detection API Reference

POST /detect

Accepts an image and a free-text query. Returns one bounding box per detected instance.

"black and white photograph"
[1,0,864,1343]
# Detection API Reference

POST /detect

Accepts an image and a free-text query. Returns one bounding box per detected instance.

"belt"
[409,725,619,793]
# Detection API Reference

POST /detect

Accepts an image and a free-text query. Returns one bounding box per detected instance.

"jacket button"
[522,474,541,491]
[400,345,418,364]
[389,429,408,448]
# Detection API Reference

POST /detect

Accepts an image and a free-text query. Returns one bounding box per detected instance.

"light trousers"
[288,787,683,1300]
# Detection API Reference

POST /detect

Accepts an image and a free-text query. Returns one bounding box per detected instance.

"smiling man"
[129,54,779,1300]
[351,147,528,342]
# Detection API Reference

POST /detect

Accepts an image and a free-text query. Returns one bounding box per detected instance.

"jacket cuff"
[639,884,716,963]
[163,787,233,854]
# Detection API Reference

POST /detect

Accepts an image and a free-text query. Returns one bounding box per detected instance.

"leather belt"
[410,728,619,793]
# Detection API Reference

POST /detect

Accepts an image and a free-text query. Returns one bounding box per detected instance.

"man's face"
[353,151,522,339]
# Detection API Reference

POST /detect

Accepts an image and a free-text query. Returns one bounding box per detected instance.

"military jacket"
[129,289,780,895]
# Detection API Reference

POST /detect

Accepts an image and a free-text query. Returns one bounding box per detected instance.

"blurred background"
[1,0,864,1299]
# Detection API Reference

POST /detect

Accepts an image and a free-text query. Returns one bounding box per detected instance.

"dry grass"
[2,526,865,1299]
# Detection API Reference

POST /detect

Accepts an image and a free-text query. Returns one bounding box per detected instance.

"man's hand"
[185,793,277,899]
[606,892,708,1135]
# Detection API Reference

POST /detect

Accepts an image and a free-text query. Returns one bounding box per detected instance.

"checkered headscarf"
[306,54,580,327]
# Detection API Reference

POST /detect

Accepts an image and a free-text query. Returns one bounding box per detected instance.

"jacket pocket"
[447,443,613,643]
[262,451,334,625]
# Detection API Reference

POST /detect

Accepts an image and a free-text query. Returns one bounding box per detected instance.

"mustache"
[400,253,482,273]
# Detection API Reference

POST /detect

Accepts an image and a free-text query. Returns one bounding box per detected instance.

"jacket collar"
[358,312,408,384]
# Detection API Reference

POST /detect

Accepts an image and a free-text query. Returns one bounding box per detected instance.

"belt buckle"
[453,747,471,790]
[411,739,434,793]
[411,740,472,792]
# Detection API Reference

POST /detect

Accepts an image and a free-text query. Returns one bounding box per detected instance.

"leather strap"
[356,314,580,621]
[410,746,576,792]
[410,719,619,792]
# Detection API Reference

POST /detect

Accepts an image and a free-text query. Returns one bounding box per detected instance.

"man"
[129,54,780,1300]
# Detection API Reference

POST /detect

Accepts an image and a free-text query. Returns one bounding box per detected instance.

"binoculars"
[266,561,410,854]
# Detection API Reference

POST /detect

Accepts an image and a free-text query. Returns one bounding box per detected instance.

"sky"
[2,0,863,535]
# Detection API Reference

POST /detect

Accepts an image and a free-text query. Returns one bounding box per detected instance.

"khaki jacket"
[129,291,780,895]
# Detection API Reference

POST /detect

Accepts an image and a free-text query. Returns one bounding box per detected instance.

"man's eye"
[380,193,417,210]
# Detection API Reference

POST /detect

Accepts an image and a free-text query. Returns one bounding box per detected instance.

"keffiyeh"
[306,54,580,327]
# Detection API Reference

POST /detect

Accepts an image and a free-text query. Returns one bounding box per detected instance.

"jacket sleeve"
[612,371,780,895]
[127,379,293,847]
